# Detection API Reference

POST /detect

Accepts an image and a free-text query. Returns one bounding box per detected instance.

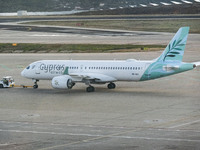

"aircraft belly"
[103,70,144,82]
[33,72,59,80]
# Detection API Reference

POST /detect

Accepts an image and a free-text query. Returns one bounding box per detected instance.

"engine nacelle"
[51,75,74,89]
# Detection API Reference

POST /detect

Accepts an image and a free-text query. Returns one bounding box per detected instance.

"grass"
[25,19,200,33]
[0,43,165,53]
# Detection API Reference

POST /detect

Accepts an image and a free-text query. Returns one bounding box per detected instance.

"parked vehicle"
[0,76,15,88]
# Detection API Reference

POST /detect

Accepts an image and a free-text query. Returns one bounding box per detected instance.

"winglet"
[157,27,190,62]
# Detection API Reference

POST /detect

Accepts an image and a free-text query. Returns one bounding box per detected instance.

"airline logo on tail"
[157,27,189,62]
[140,27,194,81]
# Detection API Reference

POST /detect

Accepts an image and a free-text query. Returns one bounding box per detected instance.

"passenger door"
[35,62,42,74]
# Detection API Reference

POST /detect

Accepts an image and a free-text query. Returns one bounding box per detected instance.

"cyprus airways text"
[40,64,65,73]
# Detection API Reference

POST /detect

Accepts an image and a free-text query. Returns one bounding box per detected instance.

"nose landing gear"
[33,79,39,89]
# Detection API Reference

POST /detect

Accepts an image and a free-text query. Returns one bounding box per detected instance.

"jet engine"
[51,75,74,89]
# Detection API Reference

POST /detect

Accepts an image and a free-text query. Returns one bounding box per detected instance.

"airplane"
[21,27,200,92]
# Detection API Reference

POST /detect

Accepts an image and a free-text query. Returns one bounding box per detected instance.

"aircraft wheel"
[33,84,38,89]
[86,86,95,92]
[107,82,116,89]
[33,79,39,89]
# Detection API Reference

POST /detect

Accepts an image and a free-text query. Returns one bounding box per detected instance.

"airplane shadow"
[15,86,180,98]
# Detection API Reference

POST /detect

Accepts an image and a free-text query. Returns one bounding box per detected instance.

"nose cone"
[21,69,26,77]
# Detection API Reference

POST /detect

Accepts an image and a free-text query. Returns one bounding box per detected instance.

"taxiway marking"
[0,64,11,71]
[169,119,200,129]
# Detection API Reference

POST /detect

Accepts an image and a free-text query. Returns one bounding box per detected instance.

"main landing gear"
[86,86,95,92]
[33,79,39,89]
[86,82,116,92]
[107,82,116,89]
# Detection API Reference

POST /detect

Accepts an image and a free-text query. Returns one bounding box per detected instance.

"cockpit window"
[32,65,35,69]
[26,66,30,69]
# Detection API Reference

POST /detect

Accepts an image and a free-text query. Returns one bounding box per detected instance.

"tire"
[107,83,116,89]
[86,86,95,92]
[0,84,3,88]
[33,85,38,89]
[107,84,112,89]
[111,83,116,89]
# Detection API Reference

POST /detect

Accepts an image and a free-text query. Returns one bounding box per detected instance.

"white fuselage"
[21,59,152,82]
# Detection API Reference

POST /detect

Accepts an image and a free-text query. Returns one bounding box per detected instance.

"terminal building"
[17,10,28,16]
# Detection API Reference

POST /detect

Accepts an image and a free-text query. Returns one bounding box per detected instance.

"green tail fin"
[157,27,190,62]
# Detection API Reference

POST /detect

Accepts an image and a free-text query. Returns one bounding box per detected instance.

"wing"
[69,72,117,83]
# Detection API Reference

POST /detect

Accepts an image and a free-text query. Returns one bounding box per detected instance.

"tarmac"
[0,17,200,150]
[0,51,200,150]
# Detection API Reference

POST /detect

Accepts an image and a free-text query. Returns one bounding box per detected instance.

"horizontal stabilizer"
[163,65,180,72]
[193,62,200,69]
